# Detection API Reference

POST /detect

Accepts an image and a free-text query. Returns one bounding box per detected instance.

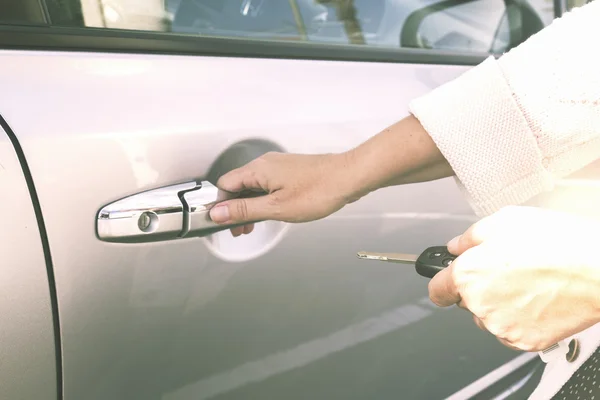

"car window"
[566,0,595,11]
[404,1,508,53]
[0,0,46,24]
[172,0,300,39]
[42,0,552,55]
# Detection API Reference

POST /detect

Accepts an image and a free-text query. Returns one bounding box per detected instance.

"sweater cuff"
[409,56,554,217]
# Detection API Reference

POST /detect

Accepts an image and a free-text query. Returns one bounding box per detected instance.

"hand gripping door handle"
[96,181,235,243]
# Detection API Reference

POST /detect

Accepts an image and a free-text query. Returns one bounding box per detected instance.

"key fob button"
[415,246,457,279]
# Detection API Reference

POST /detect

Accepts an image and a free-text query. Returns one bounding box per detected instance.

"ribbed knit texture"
[410,1,600,217]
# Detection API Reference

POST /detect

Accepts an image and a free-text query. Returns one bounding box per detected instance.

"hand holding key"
[359,206,600,353]
[357,246,456,278]
[428,206,600,352]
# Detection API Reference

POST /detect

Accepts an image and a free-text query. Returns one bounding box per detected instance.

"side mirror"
[400,0,544,54]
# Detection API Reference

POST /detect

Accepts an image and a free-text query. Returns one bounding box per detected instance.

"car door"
[0,0,556,399]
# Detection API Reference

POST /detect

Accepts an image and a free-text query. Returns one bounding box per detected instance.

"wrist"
[339,115,453,201]
[328,150,370,205]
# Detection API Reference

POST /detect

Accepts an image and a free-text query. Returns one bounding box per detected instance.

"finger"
[446,235,463,255]
[473,315,487,331]
[210,195,279,224]
[457,299,469,310]
[497,337,521,352]
[473,316,524,351]
[215,161,269,194]
[230,226,244,237]
[428,265,461,307]
[243,224,255,235]
[447,216,496,255]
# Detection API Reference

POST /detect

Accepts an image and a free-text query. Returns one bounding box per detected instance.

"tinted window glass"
[172,0,300,39]
[566,0,595,11]
[411,1,507,52]
[44,0,553,54]
[0,0,47,24]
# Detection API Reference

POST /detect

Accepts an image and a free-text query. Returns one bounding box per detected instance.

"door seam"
[0,113,63,400]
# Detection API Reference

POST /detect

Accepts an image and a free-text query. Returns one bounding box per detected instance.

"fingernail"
[210,205,230,223]
[447,235,461,250]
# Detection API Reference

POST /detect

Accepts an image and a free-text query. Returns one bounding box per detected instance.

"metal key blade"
[356,251,418,264]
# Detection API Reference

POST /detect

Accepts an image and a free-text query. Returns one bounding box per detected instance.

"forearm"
[344,115,454,200]
[407,2,600,216]
[344,2,600,216]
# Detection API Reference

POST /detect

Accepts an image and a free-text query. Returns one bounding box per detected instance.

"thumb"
[448,206,530,255]
[209,195,277,224]
[447,214,500,255]
[428,264,460,307]
[447,230,485,256]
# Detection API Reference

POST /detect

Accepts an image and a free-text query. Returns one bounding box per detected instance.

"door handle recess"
[97,181,231,243]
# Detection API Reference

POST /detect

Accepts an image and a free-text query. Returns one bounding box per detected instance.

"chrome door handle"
[97,181,231,243]
[180,183,222,237]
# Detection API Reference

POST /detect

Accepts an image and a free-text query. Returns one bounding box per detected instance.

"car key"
[357,245,569,362]
[356,246,456,278]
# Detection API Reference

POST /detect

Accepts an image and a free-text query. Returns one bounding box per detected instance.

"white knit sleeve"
[409,2,600,217]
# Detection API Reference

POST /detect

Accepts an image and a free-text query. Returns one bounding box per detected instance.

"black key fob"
[415,246,457,279]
